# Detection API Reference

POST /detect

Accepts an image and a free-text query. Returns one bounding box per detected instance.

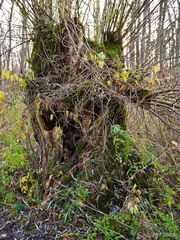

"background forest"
[0,0,179,239]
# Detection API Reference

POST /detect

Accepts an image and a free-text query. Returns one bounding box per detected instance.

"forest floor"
[0,208,62,240]
[0,85,179,240]
[0,207,96,240]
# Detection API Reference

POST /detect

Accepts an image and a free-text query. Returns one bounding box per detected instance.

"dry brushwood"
[23,15,180,182]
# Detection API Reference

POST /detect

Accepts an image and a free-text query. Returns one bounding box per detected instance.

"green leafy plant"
[59,184,89,222]
[111,125,135,160]
[0,82,36,207]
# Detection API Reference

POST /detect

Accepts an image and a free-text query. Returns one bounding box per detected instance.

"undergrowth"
[0,84,179,239]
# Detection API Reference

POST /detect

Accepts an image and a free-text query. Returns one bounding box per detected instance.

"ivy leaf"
[15,203,26,212]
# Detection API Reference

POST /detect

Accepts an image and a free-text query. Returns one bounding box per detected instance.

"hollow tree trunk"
[26,16,146,181]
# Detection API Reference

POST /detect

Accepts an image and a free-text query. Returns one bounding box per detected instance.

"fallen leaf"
[107,80,112,86]
[0,91,5,103]
[98,60,105,68]
[153,65,159,73]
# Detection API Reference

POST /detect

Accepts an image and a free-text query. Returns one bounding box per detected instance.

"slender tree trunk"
[145,0,151,65]
[136,14,141,66]
[176,1,180,66]
[0,27,2,89]
[141,0,150,66]
[155,0,167,69]
[7,3,14,69]
[20,0,27,74]
[93,0,100,42]
[129,12,135,67]
[0,0,4,9]
[0,0,4,88]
